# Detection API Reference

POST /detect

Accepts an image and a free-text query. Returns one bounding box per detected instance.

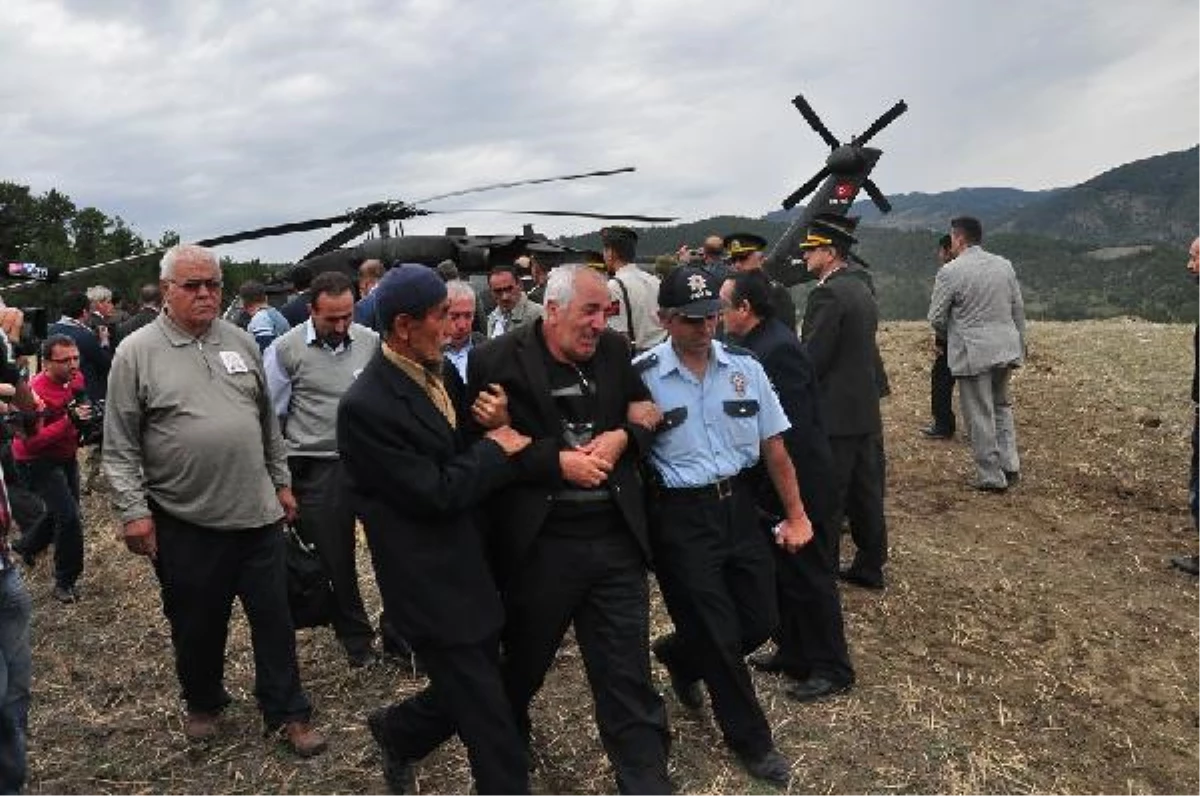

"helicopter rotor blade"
[781,167,831,211]
[851,100,908,147]
[301,219,376,260]
[194,214,354,248]
[428,208,676,223]
[791,95,841,149]
[0,250,163,294]
[414,167,637,205]
[862,179,892,214]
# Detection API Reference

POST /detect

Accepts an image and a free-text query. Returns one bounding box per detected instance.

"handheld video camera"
[66,389,104,447]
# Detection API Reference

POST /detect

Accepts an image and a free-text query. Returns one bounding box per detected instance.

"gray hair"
[86,285,112,304]
[445,279,476,304]
[160,244,219,280]
[544,263,604,308]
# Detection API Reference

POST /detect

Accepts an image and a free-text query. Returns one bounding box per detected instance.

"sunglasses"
[170,278,223,292]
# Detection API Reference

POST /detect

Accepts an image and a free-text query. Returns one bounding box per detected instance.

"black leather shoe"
[747,649,786,673]
[785,675,853,703]
[738,747,791,787]
[367,708,416,794]
[1170,555,1199,576]
[970,480,1008,493]
[838,568,884,590]
[1003,470,1020,486]
[920,424,954,440]
[652,638,704,710]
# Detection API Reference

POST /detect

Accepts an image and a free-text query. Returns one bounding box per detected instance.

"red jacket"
[12,370,85,463]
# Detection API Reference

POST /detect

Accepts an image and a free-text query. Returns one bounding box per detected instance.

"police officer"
[636,265,812,788]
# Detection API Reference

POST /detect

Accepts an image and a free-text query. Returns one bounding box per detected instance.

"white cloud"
[0,0,1195,264]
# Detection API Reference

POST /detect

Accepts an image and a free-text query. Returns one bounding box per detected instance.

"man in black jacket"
[115,284,162,343]
[48,291,110,403]
[799,216,888,589]
[466,263,671,794]
[338,264,533,794]
[721,271,855,702]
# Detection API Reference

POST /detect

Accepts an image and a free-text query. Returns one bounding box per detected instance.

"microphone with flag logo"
[4,263,59,283]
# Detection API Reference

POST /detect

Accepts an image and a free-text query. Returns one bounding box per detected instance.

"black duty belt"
[552,488,612,504]
[659,473,746,502]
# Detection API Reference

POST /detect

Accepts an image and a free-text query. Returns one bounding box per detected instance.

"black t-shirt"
[536,328,614,523]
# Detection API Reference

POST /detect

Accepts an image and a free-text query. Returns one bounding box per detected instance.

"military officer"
[723,232,797,332]
[635,265,812,789]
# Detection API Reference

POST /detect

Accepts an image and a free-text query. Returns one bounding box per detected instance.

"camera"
[67,390,104,446]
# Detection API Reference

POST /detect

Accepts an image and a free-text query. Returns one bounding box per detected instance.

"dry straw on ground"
[21,320,1199,794]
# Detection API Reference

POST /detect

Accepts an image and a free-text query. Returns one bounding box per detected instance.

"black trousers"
[15,459,82,590]
[769,519,854,684]
[930,346,956,433]
[827,433,888,580]
[288,457,374,656]
[652,486,777,760]
[502,510,671,794]
[376,638,530,794]
[151,508,311,727]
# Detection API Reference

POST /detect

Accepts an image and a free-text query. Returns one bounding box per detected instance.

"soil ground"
[21,320,1199,794]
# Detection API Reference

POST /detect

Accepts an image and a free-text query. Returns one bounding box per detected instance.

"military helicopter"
[763,94,908,286]
[0,166,674,297]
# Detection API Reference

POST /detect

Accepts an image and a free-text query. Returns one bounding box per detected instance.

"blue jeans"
[0,568,31,794]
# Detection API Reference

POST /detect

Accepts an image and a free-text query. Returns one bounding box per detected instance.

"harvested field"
[23,319,1199,794]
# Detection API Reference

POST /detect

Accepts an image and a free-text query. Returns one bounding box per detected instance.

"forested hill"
[763,146,1198,245]
[2,146,1196,323]
[562,222,1197,324]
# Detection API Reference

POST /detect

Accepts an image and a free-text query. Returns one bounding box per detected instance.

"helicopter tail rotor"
[851,100,909,147]
[791,95,841,149]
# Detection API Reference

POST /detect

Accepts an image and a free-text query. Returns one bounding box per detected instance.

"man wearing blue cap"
[338,264,534,794]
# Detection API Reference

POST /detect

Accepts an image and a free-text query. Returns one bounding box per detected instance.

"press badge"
[219,350,249,374]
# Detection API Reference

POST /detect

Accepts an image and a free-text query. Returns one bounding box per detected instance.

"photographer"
[11,335,90,604]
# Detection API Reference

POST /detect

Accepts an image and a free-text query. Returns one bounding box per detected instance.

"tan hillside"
[23,320,1198,794]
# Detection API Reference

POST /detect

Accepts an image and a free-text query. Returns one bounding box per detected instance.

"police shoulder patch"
[633,352,659,374]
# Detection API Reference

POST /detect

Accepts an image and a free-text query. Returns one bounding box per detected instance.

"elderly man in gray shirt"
[928,216,1026,493]
[103,244,328,758]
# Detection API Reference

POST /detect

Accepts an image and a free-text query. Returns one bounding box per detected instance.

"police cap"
[658,265,722,318]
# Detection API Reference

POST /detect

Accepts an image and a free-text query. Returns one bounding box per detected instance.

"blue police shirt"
[635,339,790,488]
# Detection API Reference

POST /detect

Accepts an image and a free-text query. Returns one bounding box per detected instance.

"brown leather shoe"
[280,720,328,758]
[183,711,219,742]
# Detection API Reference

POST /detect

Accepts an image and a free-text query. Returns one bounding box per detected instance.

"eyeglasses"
[48,355,80,363]
[170,278,223,292]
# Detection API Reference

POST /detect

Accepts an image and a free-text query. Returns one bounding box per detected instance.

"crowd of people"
[0,218,1189,794]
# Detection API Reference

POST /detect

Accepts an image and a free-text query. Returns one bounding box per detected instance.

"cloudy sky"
[1,0,1197,263]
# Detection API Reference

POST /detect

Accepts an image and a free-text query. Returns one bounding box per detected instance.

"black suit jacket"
[743,317,835,526]
[800,268,882,437]
[338,352,512,647]
[48,320,110,403]
[116,307,159,343]
[466,322,653,583]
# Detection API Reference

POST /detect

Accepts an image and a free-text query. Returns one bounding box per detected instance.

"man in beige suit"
[928,216,1026,493]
